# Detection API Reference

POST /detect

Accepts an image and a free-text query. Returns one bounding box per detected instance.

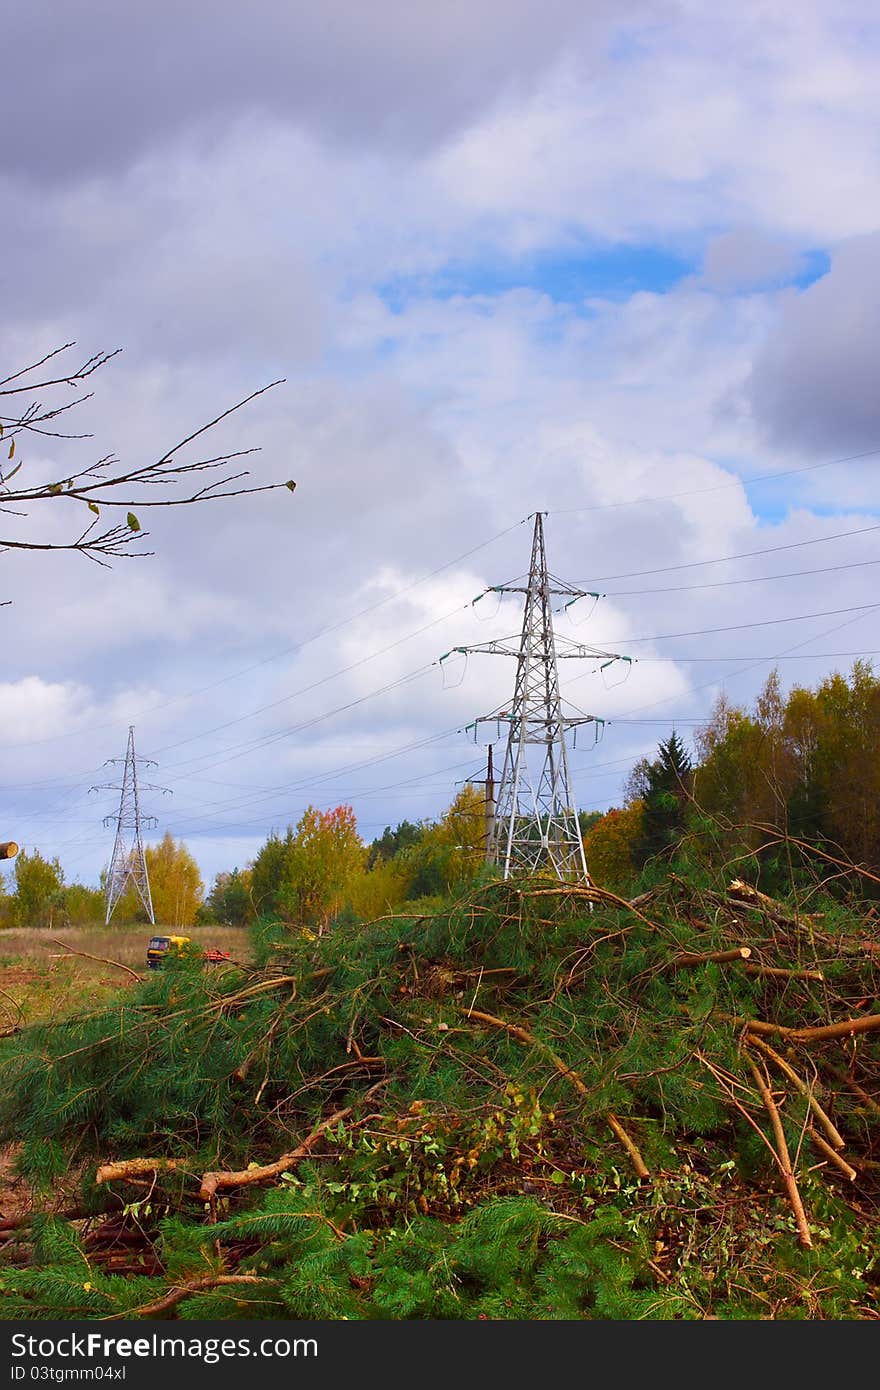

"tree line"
[584,660,880,893]
[0,786,487,932]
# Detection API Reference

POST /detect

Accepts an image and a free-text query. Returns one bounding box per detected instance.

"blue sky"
[378,243,830,313]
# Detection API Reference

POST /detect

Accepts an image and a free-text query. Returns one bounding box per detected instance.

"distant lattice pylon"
[91,726,169,924]
[446,512,632,881]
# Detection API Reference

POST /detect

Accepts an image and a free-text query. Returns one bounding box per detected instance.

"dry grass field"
[0,922,252,1030]
[0,924,252,1224]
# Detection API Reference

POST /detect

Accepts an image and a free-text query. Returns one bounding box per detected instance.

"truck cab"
[146,934,191,969]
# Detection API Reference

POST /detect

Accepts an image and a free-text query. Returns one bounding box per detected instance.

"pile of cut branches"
[1,870,878,1320]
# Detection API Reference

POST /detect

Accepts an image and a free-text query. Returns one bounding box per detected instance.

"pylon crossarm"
[442,640,521,659]
[555,639,632,664]
[478,583,601,599]
[470,713,601,732]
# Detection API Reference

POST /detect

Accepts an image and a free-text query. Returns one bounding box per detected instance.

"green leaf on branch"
[126,512,141,532]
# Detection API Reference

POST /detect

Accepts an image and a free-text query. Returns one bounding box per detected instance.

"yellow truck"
[146,934,192,969]
[146,935,232,969]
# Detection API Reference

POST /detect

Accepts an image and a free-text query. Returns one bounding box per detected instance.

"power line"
[576,520,880,584]
[0,516,528,752]
[636,650,880,663]
[550,444,880,516]
[592,602,880,647]
[603,556,880,597]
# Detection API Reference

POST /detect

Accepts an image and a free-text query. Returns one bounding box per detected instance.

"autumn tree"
[346,854,411,920]
[282,805,366,929]
[401,785,486,899]
[583,803,644,893]
[11,847,65,928]
[61,882,105,926]
[207,868,254,926]
[249,828,295,919]
[251,808,366,930]
[144,833,204,929]
[810,662,880,865]
[693,695,763,827]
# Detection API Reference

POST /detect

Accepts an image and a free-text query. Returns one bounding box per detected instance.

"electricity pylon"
[445,512,630,880]
[91,726,170,924]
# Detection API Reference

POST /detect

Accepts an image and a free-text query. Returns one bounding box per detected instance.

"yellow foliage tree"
[402,784,487,899]
[583,802,644,893]
[282,805,367,930]
[146,833,204,928]
[346,856,411,920]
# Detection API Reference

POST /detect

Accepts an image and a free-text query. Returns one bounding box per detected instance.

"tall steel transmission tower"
[447,512,629,880]
[91,726,169,924]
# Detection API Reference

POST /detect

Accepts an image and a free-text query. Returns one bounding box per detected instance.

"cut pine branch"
[96,1157,184,1185]
[199,1082,386,1201]
[465,1007,650,1180]
[745,1055,812,1250]
[746,1035,846,1150]
[102,1274,272,1321]
[742,964,825,982]
[825,1065,880,1118]
[745,1014,880,1044]
[725,879,818,930]
[667,947,751,969]
[808,1128,857,1182]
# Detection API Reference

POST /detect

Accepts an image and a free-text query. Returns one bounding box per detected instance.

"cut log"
[726,880,818,929]
[746,1036,845,1149]
[668,947,751,969]
[742,964,825,982]
[746,1014,880,1044]
[0,842,18,860]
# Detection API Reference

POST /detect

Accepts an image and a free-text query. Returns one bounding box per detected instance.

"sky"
[2,0,880,896]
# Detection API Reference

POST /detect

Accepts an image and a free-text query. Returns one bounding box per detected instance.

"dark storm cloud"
[748,235,880,455]
[3,0,616,183]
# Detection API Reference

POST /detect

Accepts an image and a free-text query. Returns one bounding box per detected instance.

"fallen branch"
[726,880,818,930]
[199,1081,386,1201]
[808,1129,856,1182]
[628,888,661,910]
[465,1007,650,1179]
[515,883,665,936]
[742,964,825,982]
[745,1014,880,1044]
[606,1113,651,1180]
[96,1157,183,1185]
[825,1065,880,1119]
[746,1036,845,1150]
[745,1055,812,1249]
[667,947,751,969]
[102,1274,271,1320]
[50,940,142,983]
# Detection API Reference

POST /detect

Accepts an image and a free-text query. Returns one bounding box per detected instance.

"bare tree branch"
[0,344,294,567]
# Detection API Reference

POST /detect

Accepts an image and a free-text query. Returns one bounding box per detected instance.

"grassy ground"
[0,923,252,1029]
[0,925,250,1225]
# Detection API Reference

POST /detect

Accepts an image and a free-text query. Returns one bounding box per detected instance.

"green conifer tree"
[633,731,693,866]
